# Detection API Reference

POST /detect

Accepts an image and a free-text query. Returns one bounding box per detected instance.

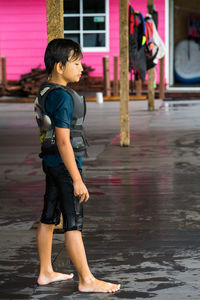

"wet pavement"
[1,99,200,299]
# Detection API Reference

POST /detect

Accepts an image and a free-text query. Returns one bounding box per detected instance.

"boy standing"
[35,39,120,293]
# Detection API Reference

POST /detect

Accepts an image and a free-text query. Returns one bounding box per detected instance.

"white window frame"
[64,0,109,52]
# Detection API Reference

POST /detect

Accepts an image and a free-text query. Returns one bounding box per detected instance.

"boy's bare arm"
[55,127,89,202]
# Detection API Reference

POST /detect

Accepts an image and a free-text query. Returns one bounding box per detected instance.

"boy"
[35,38,120,293]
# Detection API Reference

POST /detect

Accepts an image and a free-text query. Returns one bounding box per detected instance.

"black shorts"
[41,162,83,232]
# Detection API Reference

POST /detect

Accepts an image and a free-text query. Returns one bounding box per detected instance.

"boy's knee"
[40,208,61,226]
[38,222,55,231]
[63,213,83,232]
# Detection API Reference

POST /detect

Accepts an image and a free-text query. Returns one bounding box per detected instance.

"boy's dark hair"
[44,38,82,75]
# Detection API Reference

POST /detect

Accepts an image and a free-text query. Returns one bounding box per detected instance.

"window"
[64,0,109,52]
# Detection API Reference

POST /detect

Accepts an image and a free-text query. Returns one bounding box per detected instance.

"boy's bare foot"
[37,271,74,285]
[78,277,120,293]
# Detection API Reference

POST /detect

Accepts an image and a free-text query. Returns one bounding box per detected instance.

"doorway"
[167,0,200,89]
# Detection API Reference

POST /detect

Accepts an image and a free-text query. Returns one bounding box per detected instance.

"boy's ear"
[55,62,64,74]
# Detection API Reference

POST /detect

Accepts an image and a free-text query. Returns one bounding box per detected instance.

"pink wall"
[0,0,47,80]
[0,0,165,82]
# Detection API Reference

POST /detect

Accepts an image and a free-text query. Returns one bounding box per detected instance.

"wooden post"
[148,68,155,111]
[46,0,64,43]
[159,57,165,99]
[113,56,119,96]
[46,0,64,230]
[1,57,7,88]
[148,0,154,5]
[119,0,130,146]
[103,56,111,97]
[147,0,155,110]
[135,78,142,96]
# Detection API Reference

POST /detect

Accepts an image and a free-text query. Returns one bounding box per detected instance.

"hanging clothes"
[145,16,157,70]
[145,14,166,68]
[129,7,165,79]
[147,4,158,29]
[188,15,200,41]
[129,5,147,80]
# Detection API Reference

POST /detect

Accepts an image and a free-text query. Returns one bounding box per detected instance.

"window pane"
[64,34,80,44]
[64,0,79,14]
[83,33,105,47]
[83,0,105,13]
[64,17,80,30]
[83,17,105,30]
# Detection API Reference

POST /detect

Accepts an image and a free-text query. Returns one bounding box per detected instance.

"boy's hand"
[73,180,89,203]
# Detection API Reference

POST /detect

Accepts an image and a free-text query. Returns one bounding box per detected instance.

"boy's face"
[61,52,83,84]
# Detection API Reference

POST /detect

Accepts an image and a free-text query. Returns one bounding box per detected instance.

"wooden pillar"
[103,56,111,97]
[113,56,119,96]
[147,0,155,110]
[135,78,142,96]
[119,0,130,147]
[46,0,64,230]
[159,57,165,99]
[148,68,155,111]
[147,0,154,6]
[1,57,7,88]
[46,0,64,43]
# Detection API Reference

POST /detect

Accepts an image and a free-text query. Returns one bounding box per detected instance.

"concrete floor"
[1,99,200,299]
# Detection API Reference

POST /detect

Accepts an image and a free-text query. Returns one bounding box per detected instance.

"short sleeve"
[45,89,74,129]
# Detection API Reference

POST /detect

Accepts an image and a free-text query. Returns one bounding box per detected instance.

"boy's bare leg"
[37,222,74,285]
[65,230,120,293]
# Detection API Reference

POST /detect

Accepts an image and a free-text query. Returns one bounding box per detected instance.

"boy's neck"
[48,74,68,87]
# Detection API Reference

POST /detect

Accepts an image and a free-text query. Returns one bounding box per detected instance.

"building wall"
[0,0,47,80]
[0,0,165,81]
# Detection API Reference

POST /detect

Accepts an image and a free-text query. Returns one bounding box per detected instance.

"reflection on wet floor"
[1,101,200,299]
[161,100,200,111]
